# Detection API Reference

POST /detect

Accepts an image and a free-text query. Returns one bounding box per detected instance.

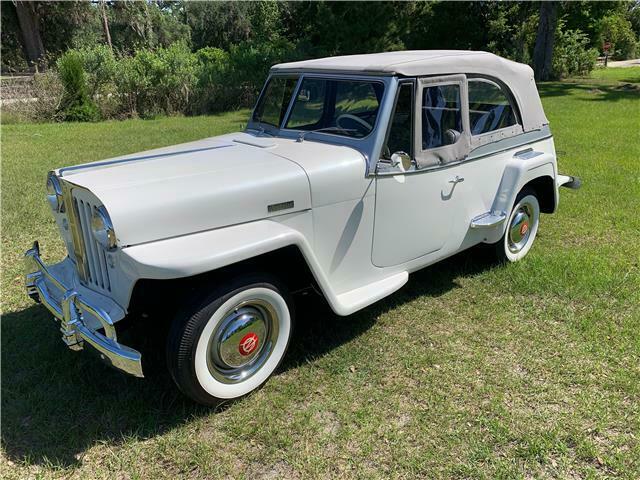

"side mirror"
[390,151,413,172]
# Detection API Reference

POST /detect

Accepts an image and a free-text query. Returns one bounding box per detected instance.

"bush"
[115,42,197,118]
[600,14,639,60]
[56,50,100,121]
[552,27,598,79]
[63,102,100,122]
[31,71,65,121]
[191,38,300,113]
[190,47,230,114]
[76,45,118,97]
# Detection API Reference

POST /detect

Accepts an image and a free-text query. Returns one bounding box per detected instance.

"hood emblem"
[268,201,294,213]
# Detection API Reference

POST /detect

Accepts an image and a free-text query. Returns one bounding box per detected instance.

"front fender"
[120,220,309,279]
[120,219,346,315]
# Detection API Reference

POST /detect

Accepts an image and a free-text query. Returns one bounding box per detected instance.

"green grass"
[1,69,639,479]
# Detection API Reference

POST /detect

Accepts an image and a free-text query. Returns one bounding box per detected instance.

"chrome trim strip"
[374,128,553,177]
[59,144,234,176]
[24,242,143,378]
[466,126,552,161]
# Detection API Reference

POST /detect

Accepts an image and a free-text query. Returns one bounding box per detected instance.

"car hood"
[59,134,313,246]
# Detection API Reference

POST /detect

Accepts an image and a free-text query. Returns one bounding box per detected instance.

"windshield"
[252,76,299,128]
[285,78,384,138]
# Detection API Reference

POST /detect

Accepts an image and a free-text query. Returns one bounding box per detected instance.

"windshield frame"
[247,72,396,173]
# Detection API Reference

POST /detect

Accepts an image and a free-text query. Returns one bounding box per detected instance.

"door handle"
[449,175,465,184]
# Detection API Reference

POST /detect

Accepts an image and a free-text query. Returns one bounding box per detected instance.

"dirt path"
[607,58,640,68]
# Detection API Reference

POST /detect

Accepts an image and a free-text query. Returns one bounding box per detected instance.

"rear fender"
[487,152,557,241]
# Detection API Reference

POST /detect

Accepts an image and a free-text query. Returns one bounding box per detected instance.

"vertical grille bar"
[97,244,111,290]
[69,188,111,292]
[79,200,99,285]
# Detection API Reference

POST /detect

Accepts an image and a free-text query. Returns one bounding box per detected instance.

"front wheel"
[494,190,540,262]
[167,274,293,405]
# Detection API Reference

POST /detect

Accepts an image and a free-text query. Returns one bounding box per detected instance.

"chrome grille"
[69,189,111,292]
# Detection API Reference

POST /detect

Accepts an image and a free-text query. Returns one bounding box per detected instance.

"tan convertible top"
[272,50,548,131]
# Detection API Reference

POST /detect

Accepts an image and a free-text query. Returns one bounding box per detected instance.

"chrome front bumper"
[24,242,143,377]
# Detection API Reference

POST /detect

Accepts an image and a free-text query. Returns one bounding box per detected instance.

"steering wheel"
[336,114,373,134]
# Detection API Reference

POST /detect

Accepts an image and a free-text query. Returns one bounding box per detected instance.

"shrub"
[552,27,598,79]
[115,42,197,118]
[191,47,230,114]
[31,71,65,121]
[56,50,100,121]
[76,45,118,97]
[191,38,300,113]
[63,102,100,122]
[599,14,639,60]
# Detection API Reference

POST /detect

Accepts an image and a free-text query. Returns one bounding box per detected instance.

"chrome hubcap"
[508,202,534,253]
[207,299,279,384]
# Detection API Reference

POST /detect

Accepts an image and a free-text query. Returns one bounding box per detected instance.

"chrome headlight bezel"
[46,172,64,213]
[91,206,117,251]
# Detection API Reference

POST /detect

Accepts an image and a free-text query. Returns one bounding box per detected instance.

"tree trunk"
[13,1,45,70]
[100,0,112,50]
[533,1,559,81]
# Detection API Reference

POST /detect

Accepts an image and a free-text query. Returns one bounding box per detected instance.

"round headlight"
[91,206,117,250]
[46,172,64,212]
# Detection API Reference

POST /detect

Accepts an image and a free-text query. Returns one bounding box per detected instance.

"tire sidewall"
[168,275,293,405]
[503,193,540,262]
[194,286,291,399]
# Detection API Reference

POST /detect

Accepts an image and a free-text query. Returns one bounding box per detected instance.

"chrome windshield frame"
[247,72,399,175]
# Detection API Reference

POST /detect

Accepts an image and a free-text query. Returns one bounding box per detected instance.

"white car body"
[25,51,579,391]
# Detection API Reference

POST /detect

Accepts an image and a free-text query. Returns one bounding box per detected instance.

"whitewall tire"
[495,190,540,262]
[167,274,293,405]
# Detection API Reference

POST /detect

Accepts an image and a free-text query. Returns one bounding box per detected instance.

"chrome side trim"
[374,128,553,177]
[58,144,234,176]
[24,241,143,377]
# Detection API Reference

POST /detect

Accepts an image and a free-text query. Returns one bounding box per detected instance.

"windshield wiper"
[296,126,358,143]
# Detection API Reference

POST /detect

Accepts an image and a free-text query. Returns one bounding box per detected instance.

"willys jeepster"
[25,51,580,405]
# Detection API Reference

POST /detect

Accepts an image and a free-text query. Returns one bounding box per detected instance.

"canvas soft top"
[272,50,548,131]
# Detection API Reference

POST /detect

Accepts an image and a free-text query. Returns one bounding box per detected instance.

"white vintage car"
[26,51,580,405]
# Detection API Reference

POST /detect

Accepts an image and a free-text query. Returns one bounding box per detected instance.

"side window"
[422,84,462,150]
[252,76,298,128]
[383,82,413,159]
[468,80,517,135]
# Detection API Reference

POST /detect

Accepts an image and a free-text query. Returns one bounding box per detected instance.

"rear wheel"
[494,189,540,262]
[167,274,293,405]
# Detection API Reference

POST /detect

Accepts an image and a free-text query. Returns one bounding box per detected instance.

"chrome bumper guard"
[24,241,143,377]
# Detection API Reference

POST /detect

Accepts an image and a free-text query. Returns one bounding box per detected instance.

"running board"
[470,211,507,229]
[334,271,408,316]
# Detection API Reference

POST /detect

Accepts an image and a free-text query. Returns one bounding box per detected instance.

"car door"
[372,75,471,267]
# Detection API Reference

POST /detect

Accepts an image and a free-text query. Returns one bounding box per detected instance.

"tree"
[533,1,559,81]
[100,0,112,50]
[13,0,44,68]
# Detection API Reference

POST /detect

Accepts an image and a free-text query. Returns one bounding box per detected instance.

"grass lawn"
[1,69,639,479]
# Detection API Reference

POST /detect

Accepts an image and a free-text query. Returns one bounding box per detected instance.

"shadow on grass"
[1,248,496,467]
[538,81,640,102]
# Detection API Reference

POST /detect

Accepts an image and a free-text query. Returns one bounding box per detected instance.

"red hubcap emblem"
[520,222,529,236]
[239,332,259,356]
